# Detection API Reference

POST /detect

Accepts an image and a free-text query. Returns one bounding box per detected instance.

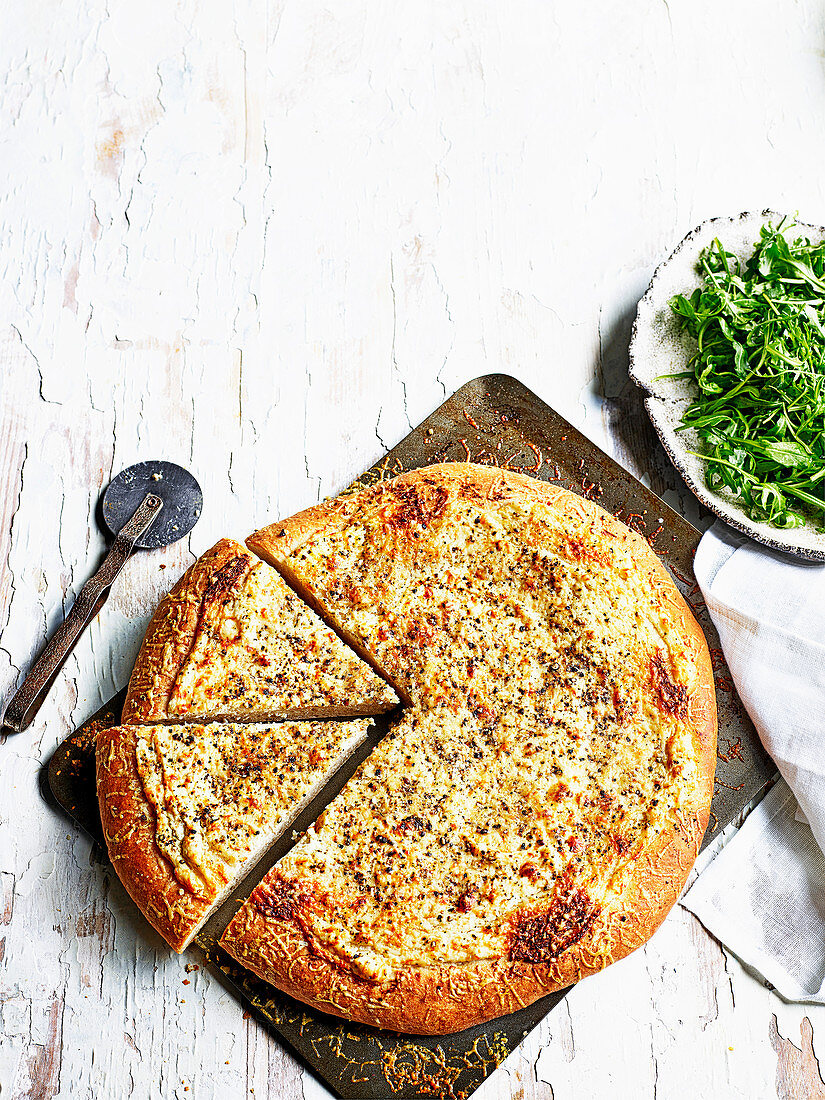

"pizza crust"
[123,539,243,724]
[97,721,214,952]
[226,462,716,1033]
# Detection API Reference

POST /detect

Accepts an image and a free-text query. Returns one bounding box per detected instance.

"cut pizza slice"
[96,717,372,951]
[122,539,398,724]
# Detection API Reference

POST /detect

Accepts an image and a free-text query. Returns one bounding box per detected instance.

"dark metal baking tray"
[45,374,774,1100]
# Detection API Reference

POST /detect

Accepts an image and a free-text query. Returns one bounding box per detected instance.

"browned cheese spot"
[202,554,250,608]
[395,815,427,836]
[251,876,302,922]
[389,482,450,529]
[649,650,689,720]
[509,880,599,962]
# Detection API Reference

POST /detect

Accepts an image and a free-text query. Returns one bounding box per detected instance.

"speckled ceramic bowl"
[629,210,825,562]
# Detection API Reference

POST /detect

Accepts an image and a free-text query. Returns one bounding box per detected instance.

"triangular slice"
[122,539,397,724]
[96,717,371,951]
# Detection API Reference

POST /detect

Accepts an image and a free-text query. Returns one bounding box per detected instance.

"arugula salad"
[669,219,825,530]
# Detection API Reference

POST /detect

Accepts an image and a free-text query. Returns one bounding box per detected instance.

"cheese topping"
[244,471,706,979]
[134,719,371,898]
[166,555,397,718]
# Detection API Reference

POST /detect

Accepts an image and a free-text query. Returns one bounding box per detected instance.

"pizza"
[122,538,397,723]
[219,463,716,1034]
[96,717,372,951]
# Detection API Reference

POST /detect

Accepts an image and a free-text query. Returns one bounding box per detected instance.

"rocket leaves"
[668,219,825,530]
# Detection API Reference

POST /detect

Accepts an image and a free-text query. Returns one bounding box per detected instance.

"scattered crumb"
[182,979,190,986]
[151,472,163,481]
[185,963,199,973]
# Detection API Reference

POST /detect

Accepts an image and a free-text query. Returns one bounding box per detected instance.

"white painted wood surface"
[3,1,825,1096]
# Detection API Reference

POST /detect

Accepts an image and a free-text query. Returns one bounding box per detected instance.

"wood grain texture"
[2,0,825,1096]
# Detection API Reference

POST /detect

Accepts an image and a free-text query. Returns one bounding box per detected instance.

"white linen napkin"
[680,521,825,1002]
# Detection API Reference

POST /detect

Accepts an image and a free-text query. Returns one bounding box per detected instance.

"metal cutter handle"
[2,493,163,734]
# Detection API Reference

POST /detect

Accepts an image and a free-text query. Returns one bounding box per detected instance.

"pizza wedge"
[122,539,398,724]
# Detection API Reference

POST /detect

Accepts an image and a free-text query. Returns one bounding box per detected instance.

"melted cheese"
[166,559,397,718]
[245,474,704,979]
[134,719,371,898]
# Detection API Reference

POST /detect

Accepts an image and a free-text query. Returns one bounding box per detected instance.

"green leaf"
[745,439,813,467]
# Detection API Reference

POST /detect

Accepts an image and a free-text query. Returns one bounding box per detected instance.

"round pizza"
[216,463,716,1033]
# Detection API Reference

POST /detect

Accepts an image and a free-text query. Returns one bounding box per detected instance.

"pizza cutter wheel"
[2,460,202,734]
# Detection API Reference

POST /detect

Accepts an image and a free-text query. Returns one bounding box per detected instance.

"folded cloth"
[680,520,825,1001]
[684,778,825,1001]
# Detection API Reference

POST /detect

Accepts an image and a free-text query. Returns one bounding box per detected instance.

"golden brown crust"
[228,462,717,1034]
[97,723,208,952]
[123,539,249,724]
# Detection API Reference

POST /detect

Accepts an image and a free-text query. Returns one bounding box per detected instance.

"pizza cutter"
[2,460,202,733]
